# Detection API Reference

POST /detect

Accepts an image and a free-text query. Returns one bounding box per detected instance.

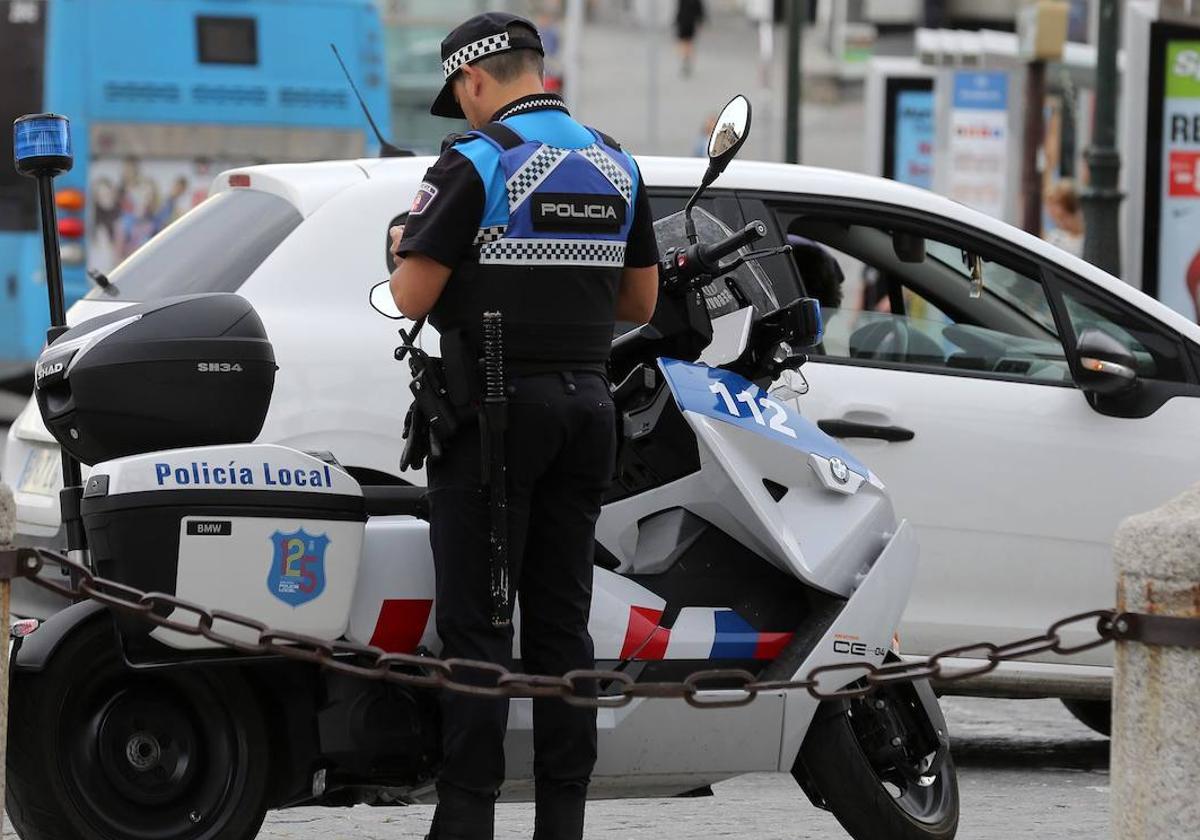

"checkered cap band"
[443,32,511,79]
[506,145,571,210]
[478,238,627,267]
[474,225,508,245]
[579,144,633,204]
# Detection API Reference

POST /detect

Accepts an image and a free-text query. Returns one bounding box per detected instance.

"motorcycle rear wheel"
[796,688,959,840]
[5,615,270,840]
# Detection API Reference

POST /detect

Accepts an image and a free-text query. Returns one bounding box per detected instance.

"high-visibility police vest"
[429,104,641,374]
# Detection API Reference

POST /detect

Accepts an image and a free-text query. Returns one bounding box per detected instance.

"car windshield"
[654,208,778,318]
[925,240,1059,336]
[85,188,302,301]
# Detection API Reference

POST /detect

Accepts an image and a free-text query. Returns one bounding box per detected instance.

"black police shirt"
[396,106,659,271]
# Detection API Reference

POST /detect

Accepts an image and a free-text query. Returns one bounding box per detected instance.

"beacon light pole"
[13,113,88,562]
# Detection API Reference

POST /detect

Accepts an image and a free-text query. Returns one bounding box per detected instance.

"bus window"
[88,189,301,302]
[196,16,259,65]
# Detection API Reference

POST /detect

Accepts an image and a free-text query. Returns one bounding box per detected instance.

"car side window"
[1056,281,1189,382]
[786,218,1073,385]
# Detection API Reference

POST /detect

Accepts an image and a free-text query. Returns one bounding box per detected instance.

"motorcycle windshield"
[654,208,779,319]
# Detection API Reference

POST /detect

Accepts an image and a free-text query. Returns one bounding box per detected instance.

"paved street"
[572,10,867,171]
[257,696,1110,840]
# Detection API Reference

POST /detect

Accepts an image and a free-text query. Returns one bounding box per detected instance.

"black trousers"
[426,372,616,840]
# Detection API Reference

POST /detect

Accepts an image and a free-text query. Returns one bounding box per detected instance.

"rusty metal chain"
[3,547,1119,709]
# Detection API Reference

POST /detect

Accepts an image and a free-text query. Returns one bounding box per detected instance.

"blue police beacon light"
[13,113,73,177]
[13,113,88,557]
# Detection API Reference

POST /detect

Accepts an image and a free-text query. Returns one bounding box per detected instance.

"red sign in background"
[1168,150,1200,197]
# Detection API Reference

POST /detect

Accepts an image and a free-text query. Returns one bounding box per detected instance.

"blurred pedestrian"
[1044,179,1084,257]
[536,5,565,92]
[694,112,717,156]
[744,0,774,86]
[675,0,705,77]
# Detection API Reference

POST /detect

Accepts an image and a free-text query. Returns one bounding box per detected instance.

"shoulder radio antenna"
[331,43,413,158]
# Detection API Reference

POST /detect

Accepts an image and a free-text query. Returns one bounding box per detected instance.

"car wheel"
[6,614,270,840]
[796,686,959,840]
[1061,698,1111,737]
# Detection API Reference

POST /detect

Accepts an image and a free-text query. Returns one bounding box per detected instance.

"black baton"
[481,312,510,628]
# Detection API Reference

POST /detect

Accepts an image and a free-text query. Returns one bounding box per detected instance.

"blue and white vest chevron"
[429,101,642,373]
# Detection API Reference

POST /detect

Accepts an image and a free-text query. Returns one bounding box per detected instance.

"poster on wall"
[86,156,242,274]
[1148,37,1200,322]
[884,78,934,189]
[946,70,1010,220]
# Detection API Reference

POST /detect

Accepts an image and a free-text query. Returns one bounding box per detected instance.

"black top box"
[35,294,277,465]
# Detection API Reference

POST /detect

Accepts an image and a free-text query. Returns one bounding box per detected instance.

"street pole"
[1022,60,1046,235]
[644,1,661,154]
[784,0,803,163]
[562,0,584,113]
[1081,0,1122,275]
[923,0,947,28]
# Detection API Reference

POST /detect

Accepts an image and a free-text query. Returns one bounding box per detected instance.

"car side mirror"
[370,280,403,319]
[1076,327,1138,396]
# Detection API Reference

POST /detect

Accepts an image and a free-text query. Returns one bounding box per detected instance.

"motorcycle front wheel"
[5,614,270,840]
[795,683,959,840]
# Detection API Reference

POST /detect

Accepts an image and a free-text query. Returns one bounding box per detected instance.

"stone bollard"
[1111,484,1200,839]
[0,482,11,549]
[0,482,13,838]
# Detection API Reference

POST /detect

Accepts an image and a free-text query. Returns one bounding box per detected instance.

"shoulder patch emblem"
[411,182,438,215]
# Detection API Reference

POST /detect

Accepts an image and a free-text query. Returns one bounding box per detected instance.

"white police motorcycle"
[6,97,958,840]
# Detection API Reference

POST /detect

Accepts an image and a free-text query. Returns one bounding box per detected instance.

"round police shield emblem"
[267,529,329,606]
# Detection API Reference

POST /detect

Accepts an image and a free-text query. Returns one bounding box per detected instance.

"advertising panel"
[1145,32,1200,321]
[884,78,935,189]
[87,157,242,274]
[946,70,1010,220]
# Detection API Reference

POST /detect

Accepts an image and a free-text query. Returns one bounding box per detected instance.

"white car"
[7,154,1198,731]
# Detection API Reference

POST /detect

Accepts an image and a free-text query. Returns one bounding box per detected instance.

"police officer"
[386,12,659,840]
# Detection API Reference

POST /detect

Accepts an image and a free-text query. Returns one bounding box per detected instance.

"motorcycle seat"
[361,485,429,520]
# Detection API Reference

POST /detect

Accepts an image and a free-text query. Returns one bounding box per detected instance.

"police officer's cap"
[431,12,545,119]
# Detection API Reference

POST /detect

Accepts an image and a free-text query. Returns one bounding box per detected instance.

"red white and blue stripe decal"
[370,598,434,653]
[367,599,791,662]
[619,605,792,661]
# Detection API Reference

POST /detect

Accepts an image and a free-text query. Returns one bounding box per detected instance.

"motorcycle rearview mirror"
[684,95,752,244]
[707,95,751,172]
[369,280,403,319]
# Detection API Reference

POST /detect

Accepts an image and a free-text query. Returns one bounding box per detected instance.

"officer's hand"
[389,225,406,261]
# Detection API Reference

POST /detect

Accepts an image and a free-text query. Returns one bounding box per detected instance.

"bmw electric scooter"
[6,96,959,840]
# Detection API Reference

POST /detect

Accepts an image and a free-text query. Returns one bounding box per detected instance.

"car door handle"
[817,419,915,442]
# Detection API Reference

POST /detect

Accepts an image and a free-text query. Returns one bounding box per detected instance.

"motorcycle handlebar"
[667,220,769,290]
[697,220,768,270]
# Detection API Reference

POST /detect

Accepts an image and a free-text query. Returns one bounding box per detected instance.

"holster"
[398,330,484,471]
[439,328,482,412]
[399,402,433,471]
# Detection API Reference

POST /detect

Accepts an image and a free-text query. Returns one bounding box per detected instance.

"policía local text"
[155,461,336,488]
